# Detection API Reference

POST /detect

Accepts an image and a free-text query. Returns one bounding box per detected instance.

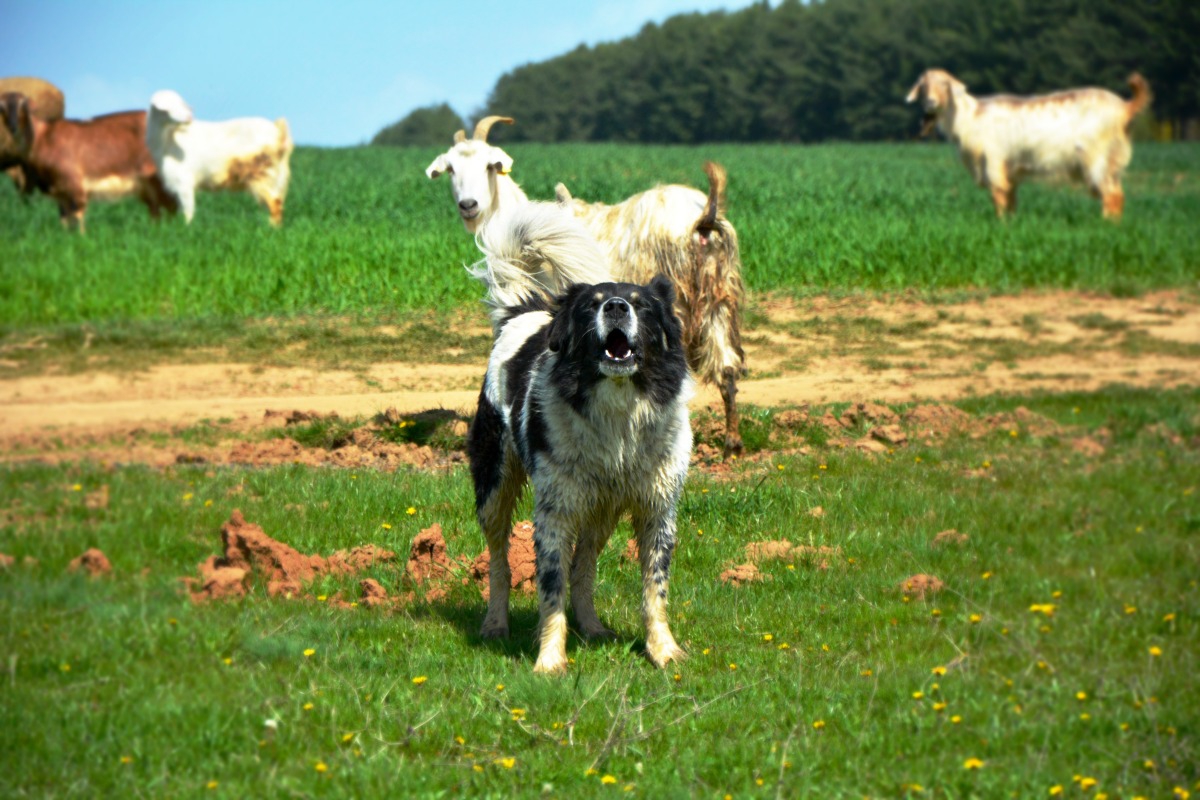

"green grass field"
[1,389,1197,797]
[2,142,1199,798]
[2,142,1198,328]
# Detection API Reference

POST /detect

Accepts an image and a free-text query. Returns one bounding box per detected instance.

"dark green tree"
[372,103,466,147]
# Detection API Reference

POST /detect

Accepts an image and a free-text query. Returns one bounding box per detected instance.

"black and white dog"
[468,203,693,674]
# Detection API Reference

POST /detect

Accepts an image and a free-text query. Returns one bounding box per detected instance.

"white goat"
[146,89,294,226]
[906,69,1151,219]
[427,119,748,456]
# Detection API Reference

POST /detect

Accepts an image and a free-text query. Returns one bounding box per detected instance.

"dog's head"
[547,275,684,384]
[906,69,967,134]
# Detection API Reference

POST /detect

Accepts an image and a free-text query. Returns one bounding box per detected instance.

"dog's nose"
[602,297,630,319]
[458,199,478,212]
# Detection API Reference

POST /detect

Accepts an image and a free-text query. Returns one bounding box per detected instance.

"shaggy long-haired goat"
[906,68,1151,219]
[427,117,748,455]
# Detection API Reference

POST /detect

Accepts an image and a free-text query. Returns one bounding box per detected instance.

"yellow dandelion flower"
[1009,429,1018,437]
[728,663,737,671]
[495,683,505,691]
[495,757,515,769]
[303,648,315,657]
[204,499,213,507]
[510,708,526,719]
[970,614,982,623]
[183,493,194,501]
[59,663,70,672]
[933,702,947,712]
[756,778,765,786]
[1142,759,1155,770]
[601,775,618,784]
[950,715,962,724]
[314,762,328,773]
[406,507,416,515]
[1051,590,1063,599]
[1080,713,1091,721]
[778,643,790,650]
[861,669,873,676]
[673,673,682,681]
[1049,786,1064,796]
[931,609,942,617]
[1163,612,1176,622]
[1080,777,1097,790]
[206,780,219,789]
[763,633,773,642]
[821,643,830,652]
[473,764,484,773]
[1125,605,1137,615]
[303,702,314,711]
[412,675,428,685]
[962,757,985,770]
[1076,691,1087,701]
[71,483,83,491]
[455,735,465,744]
[1149,646,1162,657]
[317,595,327,602]
[702,648,710,655]
[982,571,993,579]
[1029,603,1056,616]
[1174,789,1189,800]
[342,732,355,743]
[223,657,232,665]
[912,691,924,700]
[380,522,391,530]
[120,755,134,764]
[777,464,785,471]
[812,719,825,729]
[585,768,599,777]
[932,666,947,676]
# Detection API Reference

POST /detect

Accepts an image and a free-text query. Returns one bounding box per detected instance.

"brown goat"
[1,92,176,232]
[0,77,64,194]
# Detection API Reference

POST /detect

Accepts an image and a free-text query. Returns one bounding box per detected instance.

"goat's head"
[906,69,967,113]
[425,115,515,233]
[149,89,194,126]
[0,92,34,155]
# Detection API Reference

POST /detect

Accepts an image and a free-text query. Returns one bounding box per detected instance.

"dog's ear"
[546,283,589,353]
[647,276,683,352]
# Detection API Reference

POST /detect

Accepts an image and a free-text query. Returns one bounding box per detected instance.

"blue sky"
[5,0,753,146]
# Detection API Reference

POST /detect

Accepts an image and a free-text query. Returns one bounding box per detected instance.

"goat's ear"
[0,93,17,137]
[488,147,513,175]
[905,77,923,104]
[948,78,968,103]
[546,283,587,353]
[554,182,573,204]
[4,94,33,150]
[425,154,449,179]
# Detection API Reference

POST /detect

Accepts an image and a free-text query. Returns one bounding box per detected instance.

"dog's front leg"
[532,503,573,674]
[635,507,686,668]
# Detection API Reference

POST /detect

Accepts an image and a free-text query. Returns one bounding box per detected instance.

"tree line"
[375,0,1199,146]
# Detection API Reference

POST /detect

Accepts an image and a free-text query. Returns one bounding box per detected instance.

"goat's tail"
[275,118,295,157]
[470,202,613,320]
[696,161,727,237]
[1125,72,1152,122]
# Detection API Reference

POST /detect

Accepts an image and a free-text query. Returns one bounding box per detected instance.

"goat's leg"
[721,367,743,457]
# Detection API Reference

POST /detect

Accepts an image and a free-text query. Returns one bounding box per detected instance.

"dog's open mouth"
[604,330,634,362]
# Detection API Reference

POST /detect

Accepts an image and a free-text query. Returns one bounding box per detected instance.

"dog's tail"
[471,202,613,321]
[1125,72,1151,124]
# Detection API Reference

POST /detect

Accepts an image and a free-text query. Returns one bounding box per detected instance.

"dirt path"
[2,290,1197,460]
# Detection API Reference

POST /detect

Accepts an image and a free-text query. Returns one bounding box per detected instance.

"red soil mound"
[68,548,112,577]
[900,573,945,599]
[720,563,769,586]
[931,529,968,548]
[744,540,842,569]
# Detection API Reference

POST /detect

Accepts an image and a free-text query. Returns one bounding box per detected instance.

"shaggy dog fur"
[468,203,693,674]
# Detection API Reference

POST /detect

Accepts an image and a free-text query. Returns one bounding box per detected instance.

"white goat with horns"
[427,116,748,456]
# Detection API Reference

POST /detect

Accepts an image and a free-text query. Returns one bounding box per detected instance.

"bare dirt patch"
[68,548,112,577]
[2,290,1197,465]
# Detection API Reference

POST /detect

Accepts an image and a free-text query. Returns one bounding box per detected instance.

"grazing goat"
[906,68,1151,219]
[147,90,293,226]
[427,118,748,456]
[1,92,176,232]
[1,76,64,195]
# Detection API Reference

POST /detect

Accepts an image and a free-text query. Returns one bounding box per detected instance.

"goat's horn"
[473,115,514,142]
[453,129,466,143]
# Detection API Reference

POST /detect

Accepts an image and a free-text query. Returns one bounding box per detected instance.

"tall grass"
[2,143,1197,328]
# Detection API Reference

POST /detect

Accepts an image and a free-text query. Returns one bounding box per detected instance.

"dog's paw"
[480,621,510,640]
[579,622,616,641]
[532,653,569,675]
[646,639,687,669]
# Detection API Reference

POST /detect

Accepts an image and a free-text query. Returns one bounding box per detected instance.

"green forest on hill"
[376,0,1198,145]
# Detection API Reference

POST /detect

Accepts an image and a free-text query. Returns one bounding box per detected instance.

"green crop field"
[2,142,1199,798]
[2,142,1198,329]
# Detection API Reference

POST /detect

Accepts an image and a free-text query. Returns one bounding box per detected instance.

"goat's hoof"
[646,640,687,669]
[581,625,616,641]
[533,653,569,675]
[723,437,744,459]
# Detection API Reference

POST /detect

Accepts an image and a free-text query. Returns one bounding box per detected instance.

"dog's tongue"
[605,330,632,360]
